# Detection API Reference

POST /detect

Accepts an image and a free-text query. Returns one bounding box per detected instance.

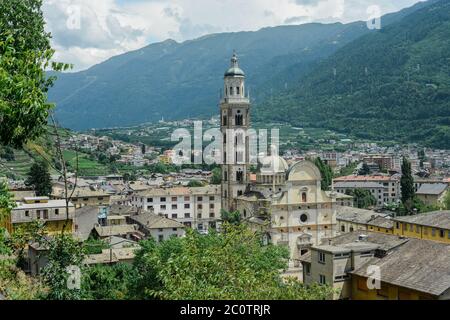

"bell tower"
[220,52,250,212]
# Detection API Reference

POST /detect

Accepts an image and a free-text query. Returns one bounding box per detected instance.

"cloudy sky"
[43,0,423,71]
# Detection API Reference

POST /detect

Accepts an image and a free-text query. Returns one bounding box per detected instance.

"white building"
[130,186,221,232]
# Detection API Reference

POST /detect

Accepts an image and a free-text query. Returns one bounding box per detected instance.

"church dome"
[225,66,245,77]
[224,52,245,77]
[259,155,288,174]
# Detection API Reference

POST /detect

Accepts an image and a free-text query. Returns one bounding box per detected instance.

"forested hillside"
[256,0,450,148]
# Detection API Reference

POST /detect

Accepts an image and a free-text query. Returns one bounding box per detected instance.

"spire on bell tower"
[231,50,238,68]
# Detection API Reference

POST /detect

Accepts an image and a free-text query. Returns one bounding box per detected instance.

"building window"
[198,204,203,210]
[55,209,59,215]
[396,222,400,229]
[210,204,214,209]
[160,197,166,202]
[223,116,227,126]
[236,86,240,95]
[302,192,307,203]
[158,235,164,242]
[184,213,190,218]
[197,196,203,201]
[235,114,243,126]
[172,197,177,202]
[350,227,354,232]
[341,225,345,232]
[184,204,190,209]
[237,190,243,196]
[236,170,243,182]
[147,198,153,202]
[25,210,29,217]
[209,212,215,218]
[440,229,445,238]
[160,205,166,210]
[209,196,215,201]
[318,252,326,264]
[319,275,326,285]
[172,214,178,219]
[184,196,190,201]
[172,204,177,210]
[300,214,308,223]
[305,264,311,275]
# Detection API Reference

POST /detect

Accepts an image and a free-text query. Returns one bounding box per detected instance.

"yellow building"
[351,275,438,300]
[336,206,393,235]
[301,231,450,300]
[393,211,450,244]
[10,197,75,235]
[350,238,450,300]
[52,187,110,209]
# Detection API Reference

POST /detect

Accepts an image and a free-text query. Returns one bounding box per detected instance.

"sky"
[42,0,424,71]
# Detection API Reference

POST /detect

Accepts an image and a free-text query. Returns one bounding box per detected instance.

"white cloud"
[43,0,423,71]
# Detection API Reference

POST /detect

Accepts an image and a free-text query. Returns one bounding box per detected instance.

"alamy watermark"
[171,121,280,166]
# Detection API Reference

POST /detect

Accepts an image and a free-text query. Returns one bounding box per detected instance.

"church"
[219,53,338,266]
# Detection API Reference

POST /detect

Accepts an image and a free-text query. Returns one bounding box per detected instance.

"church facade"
[219,53,338,265]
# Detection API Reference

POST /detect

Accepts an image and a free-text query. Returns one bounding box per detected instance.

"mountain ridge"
[48,1,438,134]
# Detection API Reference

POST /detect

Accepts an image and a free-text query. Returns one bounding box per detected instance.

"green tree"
[210,167,222,185]
[0,181,15,223]
[81,263,138,300]
[41,234,84,300]
[314,158,333,191]
[187,180,204,187]
[346,189,377,209]
[0,0,71,147]
[25,160,52,196]
[221,209,241,225]
[443,191,450,210]
[400,157,415,212]
[133,224,333,300]
[358,163,371,175]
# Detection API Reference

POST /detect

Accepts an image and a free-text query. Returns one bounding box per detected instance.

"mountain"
[256,0,450,149]
[48,1,431,131]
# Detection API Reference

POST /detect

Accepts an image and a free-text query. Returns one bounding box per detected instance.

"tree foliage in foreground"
[0,0,71,147]
[132,224,333,300]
